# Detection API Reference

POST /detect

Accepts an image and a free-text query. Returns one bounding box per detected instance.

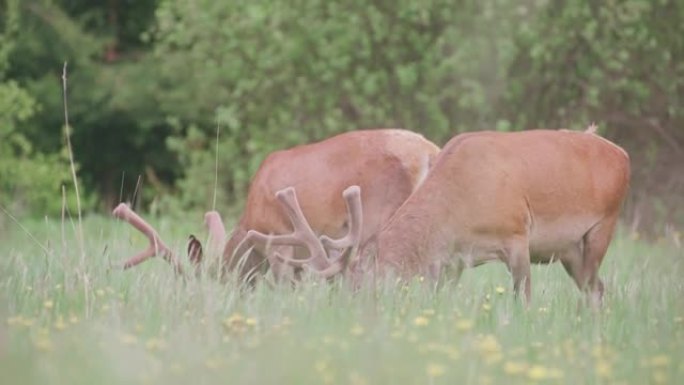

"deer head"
[111,129,438,280]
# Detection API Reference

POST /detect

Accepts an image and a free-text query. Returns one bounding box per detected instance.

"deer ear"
[187,235,204,265]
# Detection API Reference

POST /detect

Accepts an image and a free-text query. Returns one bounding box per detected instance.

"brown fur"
[369,129,630,305]
[223,129,440,278]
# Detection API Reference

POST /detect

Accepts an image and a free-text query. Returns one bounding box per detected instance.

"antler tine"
[112,203,183,275]
[275,185,363,278]
[232,187,330,270]
[204,211,227,256]
[320,186,362,250]
[235,185,363,278]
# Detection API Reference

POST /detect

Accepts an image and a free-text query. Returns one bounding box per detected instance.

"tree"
[6,0,175,210]
[149,0,525,212]
[0,0,73,217]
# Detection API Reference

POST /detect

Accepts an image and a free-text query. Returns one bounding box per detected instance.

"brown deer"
[275,126,630,306]
[112,129,439,279]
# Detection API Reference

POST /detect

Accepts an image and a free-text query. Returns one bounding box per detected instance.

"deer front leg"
[504,239,531,305]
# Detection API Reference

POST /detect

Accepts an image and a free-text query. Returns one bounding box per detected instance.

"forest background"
[1,0,682,235]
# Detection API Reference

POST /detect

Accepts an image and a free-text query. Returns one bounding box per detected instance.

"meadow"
[0,214,682,385]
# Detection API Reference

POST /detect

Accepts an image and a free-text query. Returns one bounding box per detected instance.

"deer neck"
[375,199,446,275]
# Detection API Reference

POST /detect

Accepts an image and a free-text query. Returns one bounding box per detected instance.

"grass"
[0,214,682,385]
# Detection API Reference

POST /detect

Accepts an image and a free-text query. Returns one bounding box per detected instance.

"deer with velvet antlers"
[112,129,439,280]
[272,126,630,306]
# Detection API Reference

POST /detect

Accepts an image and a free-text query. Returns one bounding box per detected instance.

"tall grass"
[0,215,682,385]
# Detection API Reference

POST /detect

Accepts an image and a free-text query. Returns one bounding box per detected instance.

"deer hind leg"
[560,243,589,309]
[581,215,619,309]
[503,237,532,305]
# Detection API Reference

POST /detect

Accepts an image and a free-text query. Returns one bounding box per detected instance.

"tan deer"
[274,126,630,306]
[112,129,439,279]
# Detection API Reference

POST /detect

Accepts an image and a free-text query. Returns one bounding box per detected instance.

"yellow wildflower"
[21,317,35,327]
[503,361,528,375]
[475,334,503,364]
[455,319,474,331]
[6,316,22,326]
[204,357,221,370]
[245,317,258,327]
[54,316,67,331]
[652,370,668,384]
[495,286,506,294]
[548,368,563,379]
[595,359,612,378]
[33,338,53,352]
[350,324,365,336]
[649,355,671,368]
[413,316,430,327]
[145,338,168,352]
[43,300,54,310]
[322,335,335,345]
[119,333,138,346]
[223,313,248,333]
[349,371,369,385]
[426,363,446,378]
[527,365,549,380]
[315,359,329,373]
[482,302,492,311]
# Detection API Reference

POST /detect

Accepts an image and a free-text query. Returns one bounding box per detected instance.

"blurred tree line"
[0,0,682,234]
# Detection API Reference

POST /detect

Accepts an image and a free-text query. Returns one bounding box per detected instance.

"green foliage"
[0,78,80,216]
[0,0,77,217]
[1,0,177,212]
[505,0,684,231]
[506,0,683,129]
[150,0,529,209]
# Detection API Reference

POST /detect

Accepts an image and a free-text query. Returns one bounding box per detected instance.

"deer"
[271,126,630,307]
[112,129,440,280]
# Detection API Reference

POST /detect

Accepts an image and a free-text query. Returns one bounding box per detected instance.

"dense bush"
[505,0,684,230]
[149,0,529,211]
[1,0,682,232]
[0,1,75,217]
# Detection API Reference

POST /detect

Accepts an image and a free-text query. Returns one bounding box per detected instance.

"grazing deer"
[113,129,439,279]
[275,126,630,306]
